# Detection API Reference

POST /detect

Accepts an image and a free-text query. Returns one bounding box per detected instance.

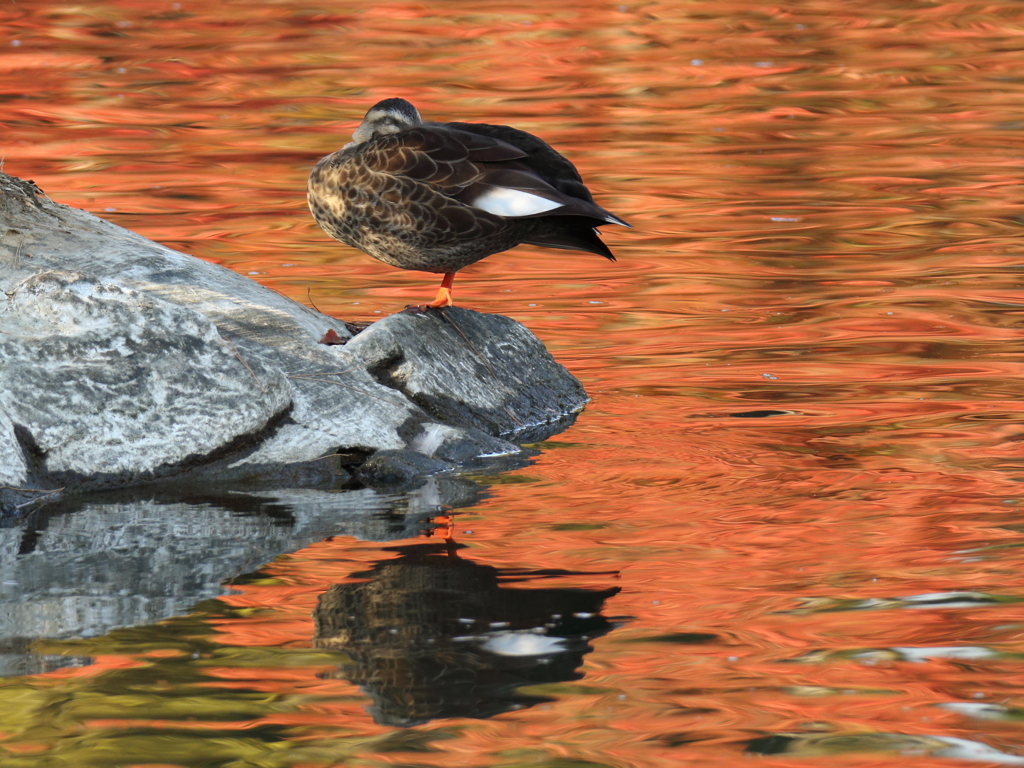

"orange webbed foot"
[405,271,456,312]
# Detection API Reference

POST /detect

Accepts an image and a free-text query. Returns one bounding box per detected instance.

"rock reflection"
[313,541,620,726]
[0,476,486,675]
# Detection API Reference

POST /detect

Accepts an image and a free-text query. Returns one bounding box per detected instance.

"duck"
[307,98,630,308]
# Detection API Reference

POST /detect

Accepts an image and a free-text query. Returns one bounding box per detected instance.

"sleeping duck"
[307,98,630,308]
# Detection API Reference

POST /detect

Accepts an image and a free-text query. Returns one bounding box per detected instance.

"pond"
[4,0,1024,765]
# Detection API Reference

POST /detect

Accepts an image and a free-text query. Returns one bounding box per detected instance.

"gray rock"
[1,270,292,484]
[0,173,587,514]
[409,422,522,464]
[345,307,589,442]
[0,409,28,489]
[354,449,456,488]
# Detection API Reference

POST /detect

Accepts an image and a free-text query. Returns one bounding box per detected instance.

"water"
[4,0,1024,765]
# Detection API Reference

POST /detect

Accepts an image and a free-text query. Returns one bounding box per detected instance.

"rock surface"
[345,309,589,443]
[0,173,588,515]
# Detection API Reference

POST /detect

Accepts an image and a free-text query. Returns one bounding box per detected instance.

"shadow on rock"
[313,541,621,726]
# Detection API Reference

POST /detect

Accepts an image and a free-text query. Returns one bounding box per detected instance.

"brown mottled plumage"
[307,98,630,307]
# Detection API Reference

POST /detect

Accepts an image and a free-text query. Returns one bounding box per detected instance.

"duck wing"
[335,126,525,242]
[446,121,630,228]
[355,125,526,196]
[359,123,627,227]
[345,122,627,262]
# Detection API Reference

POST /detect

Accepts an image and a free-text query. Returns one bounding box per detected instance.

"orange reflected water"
[5,0,1024,765]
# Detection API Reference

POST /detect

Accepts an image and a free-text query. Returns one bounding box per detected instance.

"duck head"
[349,98,422,147]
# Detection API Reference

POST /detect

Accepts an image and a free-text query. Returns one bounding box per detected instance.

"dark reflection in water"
[0,477,487,676]
[313,541,620,726]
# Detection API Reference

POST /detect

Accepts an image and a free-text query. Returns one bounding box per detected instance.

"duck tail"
[522,226,617,261]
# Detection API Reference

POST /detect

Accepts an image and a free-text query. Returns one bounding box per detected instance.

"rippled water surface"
[5,0,1024,765]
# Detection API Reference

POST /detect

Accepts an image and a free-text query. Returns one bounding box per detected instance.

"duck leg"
[424,271,456,308]
[426,508,458,546]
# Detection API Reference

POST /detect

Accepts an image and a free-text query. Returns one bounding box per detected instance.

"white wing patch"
[476,630,568,657]
[471,187,562,217]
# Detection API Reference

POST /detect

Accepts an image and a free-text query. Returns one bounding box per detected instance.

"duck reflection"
[313,540,620,726]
